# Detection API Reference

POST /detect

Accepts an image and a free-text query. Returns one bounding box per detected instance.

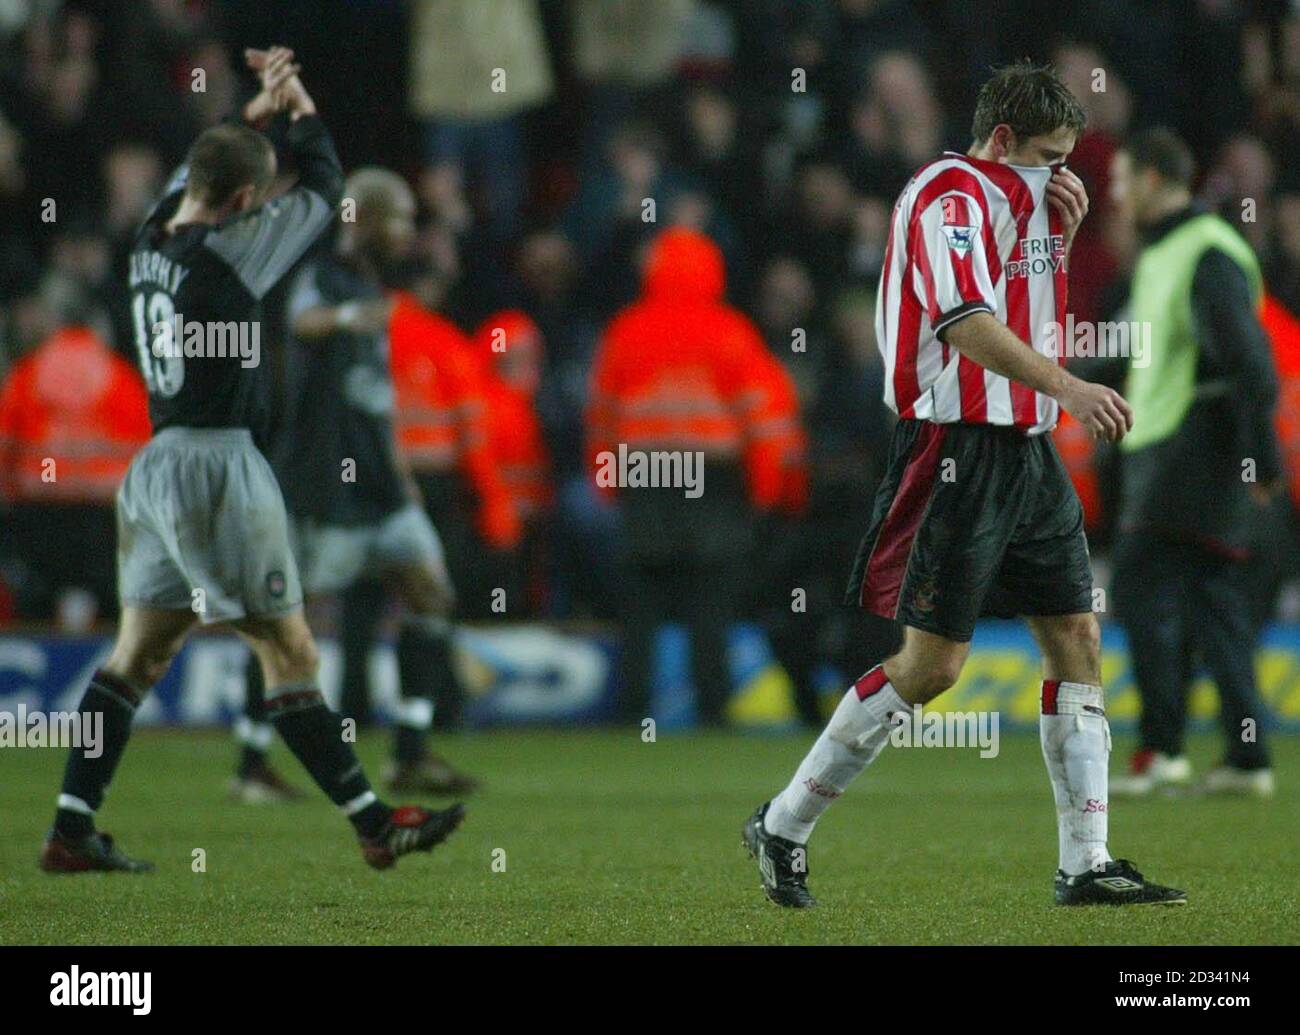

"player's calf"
[1030,611,1101,685]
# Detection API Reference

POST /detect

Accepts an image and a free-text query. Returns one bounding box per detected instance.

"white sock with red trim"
[1039,679,1112,876]
[763,666,906,844]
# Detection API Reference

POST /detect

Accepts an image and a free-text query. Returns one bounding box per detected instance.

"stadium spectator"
[408,0,553,241]
[0,288,147,625]
[586,226,783,725]
[473,310,554,616]
[842,51,945,200]
[756,287,898,726]
[569,0,695,173]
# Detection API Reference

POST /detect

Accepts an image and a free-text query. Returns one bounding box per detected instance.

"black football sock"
[235,652,272,778]
[423,616,464,730]
[394,616,446,764]
[264,684,390,837]
[351,800,393,840]
[54,669,145,840]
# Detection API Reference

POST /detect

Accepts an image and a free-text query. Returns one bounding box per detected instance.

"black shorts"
[845,419,1093,642]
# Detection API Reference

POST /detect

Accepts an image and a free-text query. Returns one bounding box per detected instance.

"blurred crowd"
[2,0,1300,685]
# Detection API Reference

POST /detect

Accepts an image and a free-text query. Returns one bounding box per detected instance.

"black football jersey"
[276,253,408,526]
[127,115,343,449]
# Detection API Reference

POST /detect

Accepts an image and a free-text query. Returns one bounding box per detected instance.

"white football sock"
[1039,679,1112,876]
[764,666,905,844]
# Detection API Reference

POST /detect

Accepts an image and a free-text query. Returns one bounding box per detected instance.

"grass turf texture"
[0,728,1295,945]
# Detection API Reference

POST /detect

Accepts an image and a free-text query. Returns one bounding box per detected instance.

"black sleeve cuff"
[934,301,995,342]
[286,113,327,142]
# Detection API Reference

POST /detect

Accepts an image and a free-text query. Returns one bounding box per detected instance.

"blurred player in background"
[236,164,480,798]
[387,271,521,725]
[42,47,464,873]
[1109,128,1280,798]
[744,63,1185,908]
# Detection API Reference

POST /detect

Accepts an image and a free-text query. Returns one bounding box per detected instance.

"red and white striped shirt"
[875,151,1069,435]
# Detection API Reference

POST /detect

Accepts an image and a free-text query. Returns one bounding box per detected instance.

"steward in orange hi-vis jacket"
[472,310,552,524]
[750,347,809,517]
[0,325,150,504]
[1261,292,1300,512]
[585,226,782,726]
[388,289,521,554]
[0,324,150,621]
[472,310,553,616]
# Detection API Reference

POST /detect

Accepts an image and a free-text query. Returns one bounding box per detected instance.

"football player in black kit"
[231,165,480,800]
[40,46,464,873]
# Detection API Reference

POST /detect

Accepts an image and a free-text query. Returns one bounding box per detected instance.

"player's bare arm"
[943,311,1133,442]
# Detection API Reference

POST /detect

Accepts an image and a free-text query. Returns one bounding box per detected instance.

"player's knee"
[929,654,966,696]
[111,640,180,688]
[261,624,319,681]
[282,631,319,678]
[897,652,965,701]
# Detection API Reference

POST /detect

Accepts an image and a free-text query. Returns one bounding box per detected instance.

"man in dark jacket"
[1110,128,1280,797]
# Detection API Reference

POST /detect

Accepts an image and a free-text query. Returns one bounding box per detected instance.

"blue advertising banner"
[1,621,1298,732]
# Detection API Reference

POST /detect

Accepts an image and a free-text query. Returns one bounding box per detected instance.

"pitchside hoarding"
[1,622,1297,732]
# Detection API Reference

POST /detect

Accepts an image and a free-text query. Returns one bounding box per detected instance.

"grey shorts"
[291,502,449,596]
[116,427,303,624]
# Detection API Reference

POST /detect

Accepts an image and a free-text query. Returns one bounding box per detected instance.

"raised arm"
[203,48,343,300]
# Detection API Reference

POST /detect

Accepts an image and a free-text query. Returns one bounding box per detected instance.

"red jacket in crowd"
[388,290,521,549]
[749,346,808,516]
[0,325,150,505]
[1262,291,1300,511]
[586,226,786,508]
[472,310,552,524]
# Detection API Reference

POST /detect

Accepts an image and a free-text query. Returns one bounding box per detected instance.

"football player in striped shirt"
[744,62,1185,908]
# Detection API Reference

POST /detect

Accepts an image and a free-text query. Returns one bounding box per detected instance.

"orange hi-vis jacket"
[388,291,521,549]
[586,227,784,507]
[1054,409,1102,532]
[472,311,552,523]
[0,325,150,505]
[1261,291,1300,511]
[750,347,809,516]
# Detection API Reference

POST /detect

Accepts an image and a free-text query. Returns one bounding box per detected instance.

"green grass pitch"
[0,728,1295,945]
